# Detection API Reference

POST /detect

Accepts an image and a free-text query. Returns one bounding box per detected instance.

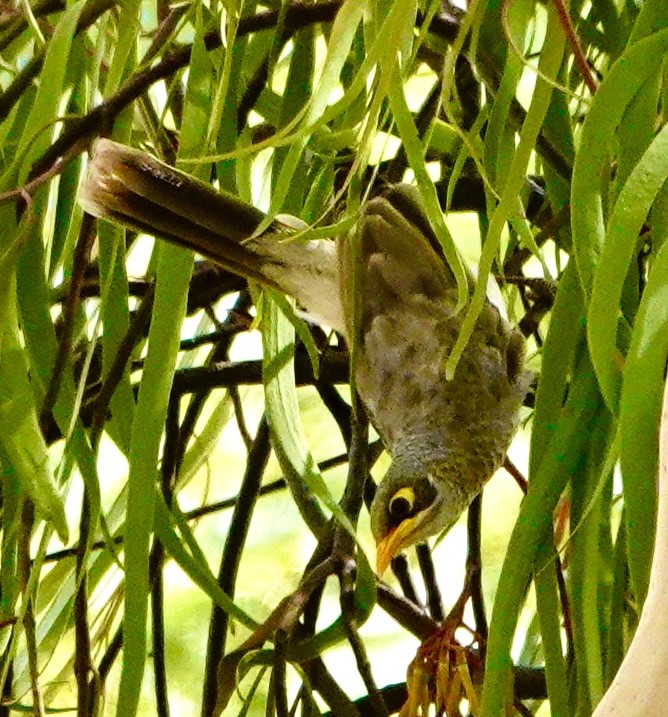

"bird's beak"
[375,517,419,576]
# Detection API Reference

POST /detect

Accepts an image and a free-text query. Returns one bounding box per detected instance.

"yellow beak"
[375,517,419,576]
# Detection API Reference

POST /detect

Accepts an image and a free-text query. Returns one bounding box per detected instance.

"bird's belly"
[355,303,526,483]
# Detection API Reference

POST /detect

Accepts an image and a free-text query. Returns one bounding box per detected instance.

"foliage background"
[0,0,667,715]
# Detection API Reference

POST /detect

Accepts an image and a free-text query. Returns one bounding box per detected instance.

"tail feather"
[79,139,344,329]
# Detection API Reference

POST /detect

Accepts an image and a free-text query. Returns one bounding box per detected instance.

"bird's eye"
[389,487,415,520]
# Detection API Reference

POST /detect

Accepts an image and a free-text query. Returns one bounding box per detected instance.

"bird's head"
[370,457,471,576]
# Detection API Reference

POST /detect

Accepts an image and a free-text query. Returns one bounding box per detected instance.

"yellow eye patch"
[389,487,415,520]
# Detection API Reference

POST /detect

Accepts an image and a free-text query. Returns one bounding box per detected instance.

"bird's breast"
[355,292,527,488]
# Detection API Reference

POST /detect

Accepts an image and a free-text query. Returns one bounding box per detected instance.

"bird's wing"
[339,185,526,465]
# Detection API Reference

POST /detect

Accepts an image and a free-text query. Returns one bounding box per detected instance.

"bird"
[79,138,530,576]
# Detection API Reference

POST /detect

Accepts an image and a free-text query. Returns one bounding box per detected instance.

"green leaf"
[13,0,86,184]
[0,330,68,543]
[153,496,258,629]
[588,121,668,412]
[481,350,603,717]
[261,292,329,537]
[619,238,668,602]
[451,0,565,380]
[261,292,376,657]
[387,61,469,310]
[571,28,668,298]
[115,7,210,713]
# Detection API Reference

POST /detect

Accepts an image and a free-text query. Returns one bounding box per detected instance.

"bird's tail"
[79,139,343,329]
[79,139,281,284]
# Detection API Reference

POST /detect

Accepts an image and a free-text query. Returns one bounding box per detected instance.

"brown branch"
[40,212,95,429]
[416,543,445,622]
[466,494,488,641]
[339,560,388,717]
[41,446,367,564]
[0,0,66,52]
[272,630,290,717]
[201,418,271,717]
[376,584,438,642]
[88,281,154,442]
[74,492,93,717]
[0,0,116,123]
[551,0,598,95]
[31,2,344,177]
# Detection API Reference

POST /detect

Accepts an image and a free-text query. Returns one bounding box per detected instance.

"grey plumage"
[79,139,530,574]
[340,186,530,571]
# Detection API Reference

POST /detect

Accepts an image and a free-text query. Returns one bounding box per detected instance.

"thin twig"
[74,493,93,717]
[42,445,369,564]
[339,559,388,717]
[302,658,361,716]
[41,212,95,428]
[316,381,353,449]
[229,385,254,452]
[273,630,290,717]
[90,281,156,444]
[551,0,598,94]
[31,2,345,177]
[504,457,528,495]
[17,502,45,717]
[416,544,445,623]
[201,418,271,717]
[0,0,115,123]
[151,396,181,717]
[390,554,421,605]
[466,495,488,641]
[376,584,438,641]
[150,545,169,717]
[174,291,253,475]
